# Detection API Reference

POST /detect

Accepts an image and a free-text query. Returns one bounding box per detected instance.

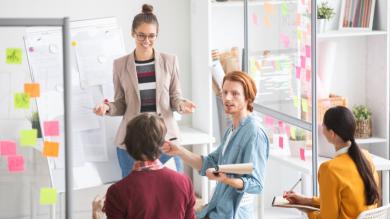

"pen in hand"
[289,177,302,192]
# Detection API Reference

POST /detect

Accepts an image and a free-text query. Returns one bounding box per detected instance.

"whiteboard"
[24,17,125,192]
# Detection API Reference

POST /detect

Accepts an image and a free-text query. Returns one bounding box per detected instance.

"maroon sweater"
[104,167,196,219]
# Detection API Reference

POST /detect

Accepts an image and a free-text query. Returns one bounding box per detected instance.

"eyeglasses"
[134,32,157,41]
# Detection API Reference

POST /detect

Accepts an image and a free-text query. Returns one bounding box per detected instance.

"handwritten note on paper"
[280,33,290,48]
[43,121,60,137]
[281,2,288,16]
[40,188,57,205]
[20,129,37,147]
[8,155,24,172]
[43,141,59,157]
[14,93,30,109]
[6,48,22,64]
[24,83,40,98]
[300,148,306,161]
[0,140,17,156]
[302,98,308,113]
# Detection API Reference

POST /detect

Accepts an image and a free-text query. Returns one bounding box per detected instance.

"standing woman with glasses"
[94,4,196,178]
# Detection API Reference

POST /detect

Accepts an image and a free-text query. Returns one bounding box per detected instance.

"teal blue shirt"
[197,115,269,219]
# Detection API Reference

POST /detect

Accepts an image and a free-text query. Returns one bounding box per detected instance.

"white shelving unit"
[318,30,387,39]
[317,0,389,159]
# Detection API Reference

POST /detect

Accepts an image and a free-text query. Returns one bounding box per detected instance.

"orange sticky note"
[263,16,271,28]
[264,2,274,14]
[296,14,301,25]
[24,83,40,98]
[43,141,59,157]
[8,155,24,172]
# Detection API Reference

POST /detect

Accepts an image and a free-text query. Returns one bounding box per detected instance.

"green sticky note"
[6,48,22,64]
[14,93,30,109]
[275,60,281,70]
[40,188,57,205]
[302,98,308,112]
[20,129,37,147]
[293,96,299,108]
[281,3,288,16]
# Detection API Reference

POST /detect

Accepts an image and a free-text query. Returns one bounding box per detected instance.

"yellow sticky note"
[20,129,37,147]
[302,98,308,112]
[250,59,257,73]
[14,93,30,109]
[275,60,281,70]
[281,2,288,16]
[6,48,22,64]
[290,127,296,139]
[297,29,303,42]
[24,83,40,98]
[40,188,57,205]
[43,141,59,157]
[71,41,77,47]
[293,96,299,108]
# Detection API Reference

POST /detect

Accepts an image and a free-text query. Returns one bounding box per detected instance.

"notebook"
[272,196,320,211]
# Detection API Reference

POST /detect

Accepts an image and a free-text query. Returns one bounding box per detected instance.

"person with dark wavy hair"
[163,71,269,219]
[104,113,196,219]
[94,4,196,177]
[284,106,379,219]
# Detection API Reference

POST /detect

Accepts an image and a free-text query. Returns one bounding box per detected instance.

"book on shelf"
[272,196,320,211]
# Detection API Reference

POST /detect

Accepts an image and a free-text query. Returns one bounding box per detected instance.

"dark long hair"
[323,106,379,205]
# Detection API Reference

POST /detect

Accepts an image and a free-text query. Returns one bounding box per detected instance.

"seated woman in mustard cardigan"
[284,106,379,219]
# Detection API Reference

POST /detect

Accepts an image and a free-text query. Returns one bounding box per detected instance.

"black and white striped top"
[135,58,156,112]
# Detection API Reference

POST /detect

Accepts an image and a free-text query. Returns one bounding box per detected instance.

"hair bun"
[142,4,153,14]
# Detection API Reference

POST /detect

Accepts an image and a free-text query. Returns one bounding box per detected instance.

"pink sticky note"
[0,140,17,156]
[295,66,301,79]
[278,121,284,133]
[8,155,24,172]
[301,56,306,68]
[305,45,311,58]
[285,125,291,137]
[300,148,305,161]
[279,136,284,149]
[44,121,59,137]
[280,33,290,48]
[306,69,311,82]
[265,116,274,128]
[252,13,258,25]
[296,14,301,25]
